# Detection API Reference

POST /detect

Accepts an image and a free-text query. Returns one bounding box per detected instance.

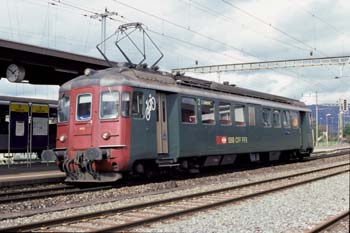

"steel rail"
[311,147,350,155]
[307,147,350,161]
[0,185,113,204]
[0,184,74,198]
[0,162,348,232]
[305,210,349,233]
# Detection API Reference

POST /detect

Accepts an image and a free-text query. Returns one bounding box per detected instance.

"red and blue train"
[43,64,314,183]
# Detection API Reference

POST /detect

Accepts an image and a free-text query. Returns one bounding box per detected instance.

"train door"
[156,93,169,154]
[71,88,94,150]
[300,111,313,150]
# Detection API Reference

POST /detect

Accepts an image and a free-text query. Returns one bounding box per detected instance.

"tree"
[344,124,350,141]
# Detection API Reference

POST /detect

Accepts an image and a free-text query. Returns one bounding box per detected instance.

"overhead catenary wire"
[221,0,329,57]
[19,0,242,63]
[111,0,260,60]
[49,0,251,62]
[221,0,339,78]
[180,0,308,53]
[147,28,244,62]
[4,0,342,97]
[87,0,339,93]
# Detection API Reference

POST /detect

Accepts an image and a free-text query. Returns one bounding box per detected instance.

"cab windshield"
[100,91,119,119]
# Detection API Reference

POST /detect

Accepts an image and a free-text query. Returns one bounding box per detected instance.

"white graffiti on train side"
[145,94,156,121]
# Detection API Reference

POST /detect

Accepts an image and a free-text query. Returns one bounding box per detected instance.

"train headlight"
[101,132,111,140]
[59,135,66,143]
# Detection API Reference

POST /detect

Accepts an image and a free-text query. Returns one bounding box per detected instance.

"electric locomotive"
[42,64,313,183]
[42,23,314,183]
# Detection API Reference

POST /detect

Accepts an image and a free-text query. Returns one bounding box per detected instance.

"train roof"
[0,95,57,105]
[60,65,310,112]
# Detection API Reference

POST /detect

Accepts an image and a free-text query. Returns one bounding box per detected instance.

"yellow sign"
[32,105,49,114]
[10,103,29,113]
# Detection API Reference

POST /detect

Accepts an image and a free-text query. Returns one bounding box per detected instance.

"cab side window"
[273,110,281,128]
[291,111,299,129]
[201,100,215,125]
[181,97,197,124]
[132,92,144,118]
[262,108,271,127]
[219,102,231,126]
[234,105,246,127]
[121,92,131,117]
[248,106,256,126]
[282,110,291,128]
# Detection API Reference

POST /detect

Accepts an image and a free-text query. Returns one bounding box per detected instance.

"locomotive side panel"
[177,95,306,160]
[166,93,181,159]
[129,88,157,168]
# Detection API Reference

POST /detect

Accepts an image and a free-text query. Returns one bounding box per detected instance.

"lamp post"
[330,116,335,141]
[326,113,331,145]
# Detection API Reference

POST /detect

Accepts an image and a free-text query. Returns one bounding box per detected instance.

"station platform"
[0,163,65,187]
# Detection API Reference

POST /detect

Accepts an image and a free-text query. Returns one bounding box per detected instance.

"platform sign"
[9,102,29,150]
[31,104,49,150]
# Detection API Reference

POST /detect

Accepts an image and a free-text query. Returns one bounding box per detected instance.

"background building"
[308,104,350,140]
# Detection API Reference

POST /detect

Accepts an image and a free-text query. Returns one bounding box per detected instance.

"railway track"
[306,210,349,233]
[0,147,347,207]
[308,147,350,161]
[0,184,113,204]
[1,162,348,232]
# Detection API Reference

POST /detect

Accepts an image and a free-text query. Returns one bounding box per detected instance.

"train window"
[219,102,231,125]
[121,92,131,117]
[100,91,119,119]
[262,108,272,127]
[201,100,215,125]
[181,97,197,124]
[234,105,246,126]
[291,111,299,128]
[58,96,70,122]
[273,110,281,128]
[282,111,291,128]
[77,94,92,121]
[248,106,256,126]
[132,92,144,118]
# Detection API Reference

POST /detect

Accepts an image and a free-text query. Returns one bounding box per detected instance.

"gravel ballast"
[0,154,348,228]
[0,154,348,218]
[133,172,349,233]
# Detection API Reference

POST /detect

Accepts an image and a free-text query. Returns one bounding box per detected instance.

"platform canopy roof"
[0,39,116,85]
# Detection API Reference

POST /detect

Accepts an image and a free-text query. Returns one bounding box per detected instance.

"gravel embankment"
[0,155,348,228]
[133,173,349,233]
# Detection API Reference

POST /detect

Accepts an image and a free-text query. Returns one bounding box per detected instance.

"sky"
[0,0,349,104]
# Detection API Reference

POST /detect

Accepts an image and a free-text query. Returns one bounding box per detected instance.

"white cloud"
[0,0,349,104]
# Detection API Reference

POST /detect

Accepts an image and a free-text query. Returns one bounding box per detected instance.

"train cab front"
[49,84,132,183]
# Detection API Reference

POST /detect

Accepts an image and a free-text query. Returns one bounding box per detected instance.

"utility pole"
[91,8,118,54]
[315,91,319,146]
[338,99,344,142]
